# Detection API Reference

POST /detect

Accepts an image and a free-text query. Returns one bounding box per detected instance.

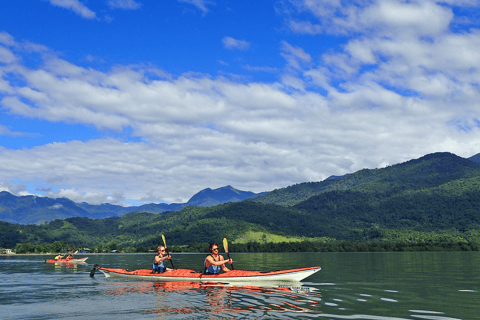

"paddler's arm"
[221,257,233,272]
[206,255,232,272]
[154,255,171,264]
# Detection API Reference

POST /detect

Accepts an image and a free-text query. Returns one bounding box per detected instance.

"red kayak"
[46,257,88,263]
[97,266,321,282]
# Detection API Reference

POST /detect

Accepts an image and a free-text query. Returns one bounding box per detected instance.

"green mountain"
[3,152,480,251]
[186,185,257,206]
[469,153,480,164]
[250,152,480,206]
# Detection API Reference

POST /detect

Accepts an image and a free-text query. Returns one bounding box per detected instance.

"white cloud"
[281,41,312,70]
[361,1,453,36]
[178,0,213,14]
[244,65,279,73]
[0,125,36,137]
[45,188,126,206]
[108,0,142,10]
[0,45,17,64]
[49,0,96,19]
[0,32,16,46]
[287,0,454,36]
[222,36,251,51]
[2,0,480,206]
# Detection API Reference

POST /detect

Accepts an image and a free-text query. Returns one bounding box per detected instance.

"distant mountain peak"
[186,186,256,207]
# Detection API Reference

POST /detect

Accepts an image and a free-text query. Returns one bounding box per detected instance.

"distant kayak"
[46,257,88,263]
[96,266,321,282]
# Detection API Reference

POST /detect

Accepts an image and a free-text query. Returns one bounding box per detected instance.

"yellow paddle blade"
[162,234,167,247]
[223,238,229,253]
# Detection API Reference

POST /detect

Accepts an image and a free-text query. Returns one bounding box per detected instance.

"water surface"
[1,252,479,319]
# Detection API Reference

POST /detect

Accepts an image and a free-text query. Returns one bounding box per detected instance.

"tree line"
[10,239,480,254]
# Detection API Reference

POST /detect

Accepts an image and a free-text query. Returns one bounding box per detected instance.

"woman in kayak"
[153,245,172,273]
[204,242,233,274]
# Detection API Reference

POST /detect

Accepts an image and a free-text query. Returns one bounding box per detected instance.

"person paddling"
[153,245,173,273]
[204,242,232,274]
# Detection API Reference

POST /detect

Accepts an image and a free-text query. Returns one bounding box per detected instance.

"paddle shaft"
[226,251,234,270]
[162,235,175,269]
[164,247,174,269]
[223,238,234,270]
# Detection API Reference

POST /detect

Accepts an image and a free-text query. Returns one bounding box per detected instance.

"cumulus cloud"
[1,0,480,205]
[48,0,96,19]
[286,0,454,36]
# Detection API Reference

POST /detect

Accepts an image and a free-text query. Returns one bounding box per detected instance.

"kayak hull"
[98,266,321,282]
[46,257,88,263]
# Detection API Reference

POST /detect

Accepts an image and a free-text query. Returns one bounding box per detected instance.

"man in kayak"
[153,245,173,273]
[204,242,233,274]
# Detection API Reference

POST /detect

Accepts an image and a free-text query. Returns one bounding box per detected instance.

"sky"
[1,0,480,206]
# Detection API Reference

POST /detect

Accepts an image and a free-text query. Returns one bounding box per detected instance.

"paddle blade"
[89,264,98,277]
[223,238,229,253]
[162,234,167,247]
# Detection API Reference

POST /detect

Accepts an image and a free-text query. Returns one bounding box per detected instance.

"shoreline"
[1,252,208,256]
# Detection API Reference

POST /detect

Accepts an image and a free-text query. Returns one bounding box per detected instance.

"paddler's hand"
[166,255,171,260]
[227,258,233,264]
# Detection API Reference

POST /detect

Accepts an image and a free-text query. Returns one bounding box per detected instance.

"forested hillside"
[250,152,480,206]
[3,152,480,253]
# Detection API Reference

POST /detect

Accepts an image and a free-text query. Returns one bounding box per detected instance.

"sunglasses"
[211,248,219,251]
[159,250,165,252]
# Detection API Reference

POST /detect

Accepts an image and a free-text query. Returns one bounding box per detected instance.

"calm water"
[1,252,479,319]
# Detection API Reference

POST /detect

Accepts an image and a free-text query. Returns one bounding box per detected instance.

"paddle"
[162,234,175,269]
[223,238,234,270]
[89,264,99,277]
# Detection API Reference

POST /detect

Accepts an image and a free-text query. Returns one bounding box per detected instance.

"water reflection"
[101,281,323,318]
[51,262,84,273]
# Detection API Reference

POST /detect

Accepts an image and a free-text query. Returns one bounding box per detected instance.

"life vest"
[204,254,221,274]
[153,255,166,273]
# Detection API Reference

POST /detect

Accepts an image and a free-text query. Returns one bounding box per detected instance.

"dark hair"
[209,243,218,251]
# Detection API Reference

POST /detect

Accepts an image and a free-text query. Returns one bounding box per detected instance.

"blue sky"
[1,0,480,206]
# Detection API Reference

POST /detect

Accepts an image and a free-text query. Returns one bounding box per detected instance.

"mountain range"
[0,185,259,225]
[2,151,480,251]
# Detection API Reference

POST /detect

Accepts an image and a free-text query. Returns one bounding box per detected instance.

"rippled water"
[1,252,479,319]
